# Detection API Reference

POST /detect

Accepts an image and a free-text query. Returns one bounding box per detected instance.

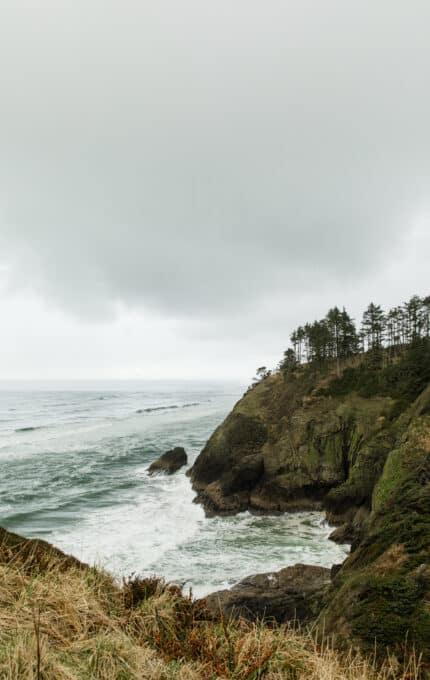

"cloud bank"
[0,1,429,377]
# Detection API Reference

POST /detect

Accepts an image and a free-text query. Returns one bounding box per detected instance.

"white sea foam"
[0,381,348,597]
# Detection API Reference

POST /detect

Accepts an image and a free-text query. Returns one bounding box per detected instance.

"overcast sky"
[0,1,429,381]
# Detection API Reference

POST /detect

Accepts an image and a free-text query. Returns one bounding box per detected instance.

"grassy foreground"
[0,532,424,679]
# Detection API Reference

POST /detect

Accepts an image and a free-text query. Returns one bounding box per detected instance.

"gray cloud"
[0,1,429,328]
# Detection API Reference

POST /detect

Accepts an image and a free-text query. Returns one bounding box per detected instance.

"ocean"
[0,380,348,596]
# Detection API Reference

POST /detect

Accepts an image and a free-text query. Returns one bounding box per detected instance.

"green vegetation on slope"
[322,407,430,660]
[190,308,430,666]
[320,338,430,406]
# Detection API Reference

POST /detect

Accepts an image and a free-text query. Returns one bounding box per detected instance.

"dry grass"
[0,549,425,679]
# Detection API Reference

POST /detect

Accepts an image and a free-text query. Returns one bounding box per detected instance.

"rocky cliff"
[190,361,394,526]
[190,347,430,660]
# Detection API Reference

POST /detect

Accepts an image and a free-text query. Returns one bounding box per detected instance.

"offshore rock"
[203,564,331,624]
[148,447,187,475]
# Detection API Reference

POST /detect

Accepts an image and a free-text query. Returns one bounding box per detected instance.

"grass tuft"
[0,542,425,679]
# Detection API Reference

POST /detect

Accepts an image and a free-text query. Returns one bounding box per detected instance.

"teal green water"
[0,381,348,596]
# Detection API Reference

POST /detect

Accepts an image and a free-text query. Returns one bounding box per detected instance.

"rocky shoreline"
[202,563,332,624]
[188,352,430,660]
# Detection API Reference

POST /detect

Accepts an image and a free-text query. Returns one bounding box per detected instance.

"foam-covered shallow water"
[0,381,349,596]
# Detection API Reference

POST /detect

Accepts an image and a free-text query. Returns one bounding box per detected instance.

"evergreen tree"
[361,303,385,350]
[392,306,405,346]
[278,293,428,375]
[253,366,271,383]
[326,307,342,360]
[279,348,297,373]
[307,319,331,365]
[404,295,424,342]
[385,307,397,348]
[339,308,359,357]
[422,296,430,337]
[296,326,305,364]
[290,330,298,363]
[303,323,312,363]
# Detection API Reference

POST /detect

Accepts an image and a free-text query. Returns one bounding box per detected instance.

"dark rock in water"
[148,447,187,475]
[202,564,331,624]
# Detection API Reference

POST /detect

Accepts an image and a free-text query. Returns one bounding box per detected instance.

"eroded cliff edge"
[190,362,394,528]
[190,346,430,659]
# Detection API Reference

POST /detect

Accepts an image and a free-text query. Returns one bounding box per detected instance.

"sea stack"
[148,447,188,475]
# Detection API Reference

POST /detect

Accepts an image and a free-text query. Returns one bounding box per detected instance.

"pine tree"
[404,295,423,342]
[296,326,305,364]
[279,348,297,373]
[361,303,385,350]
[326,307,342,361]
[339,308,358,358]
[307,320,331,365]
[277,293,428,377]
[422,296,430,337]
[290,331,298,363]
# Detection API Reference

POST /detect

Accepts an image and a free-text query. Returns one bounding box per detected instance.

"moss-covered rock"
[320,410,430,661]
[190,367,394,516]
[190,355,430,662]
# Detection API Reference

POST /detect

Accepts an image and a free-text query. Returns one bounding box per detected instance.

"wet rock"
[329,523,354,543]
[148,447,187,475]
[329,506,369,546]
[203,564,331,624]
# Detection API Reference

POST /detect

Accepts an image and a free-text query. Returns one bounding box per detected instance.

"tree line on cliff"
[253,294,430,388]
[277,294,430,373]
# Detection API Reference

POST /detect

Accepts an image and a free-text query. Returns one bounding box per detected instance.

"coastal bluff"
[189,365,395,527]
[190,347,430,659]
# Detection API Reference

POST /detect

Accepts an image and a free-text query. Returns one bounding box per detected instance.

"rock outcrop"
[148,447,188,475]
[203,564,331,623]
[190,367,394,517]
[319,389,430,658]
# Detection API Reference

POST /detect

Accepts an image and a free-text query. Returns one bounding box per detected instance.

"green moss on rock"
[352,572,430,651]
[190,354,430,661]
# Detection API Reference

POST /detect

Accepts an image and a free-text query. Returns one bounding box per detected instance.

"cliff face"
[320,387,430,656]
[190,365,394,525]
[190,355,430,659]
